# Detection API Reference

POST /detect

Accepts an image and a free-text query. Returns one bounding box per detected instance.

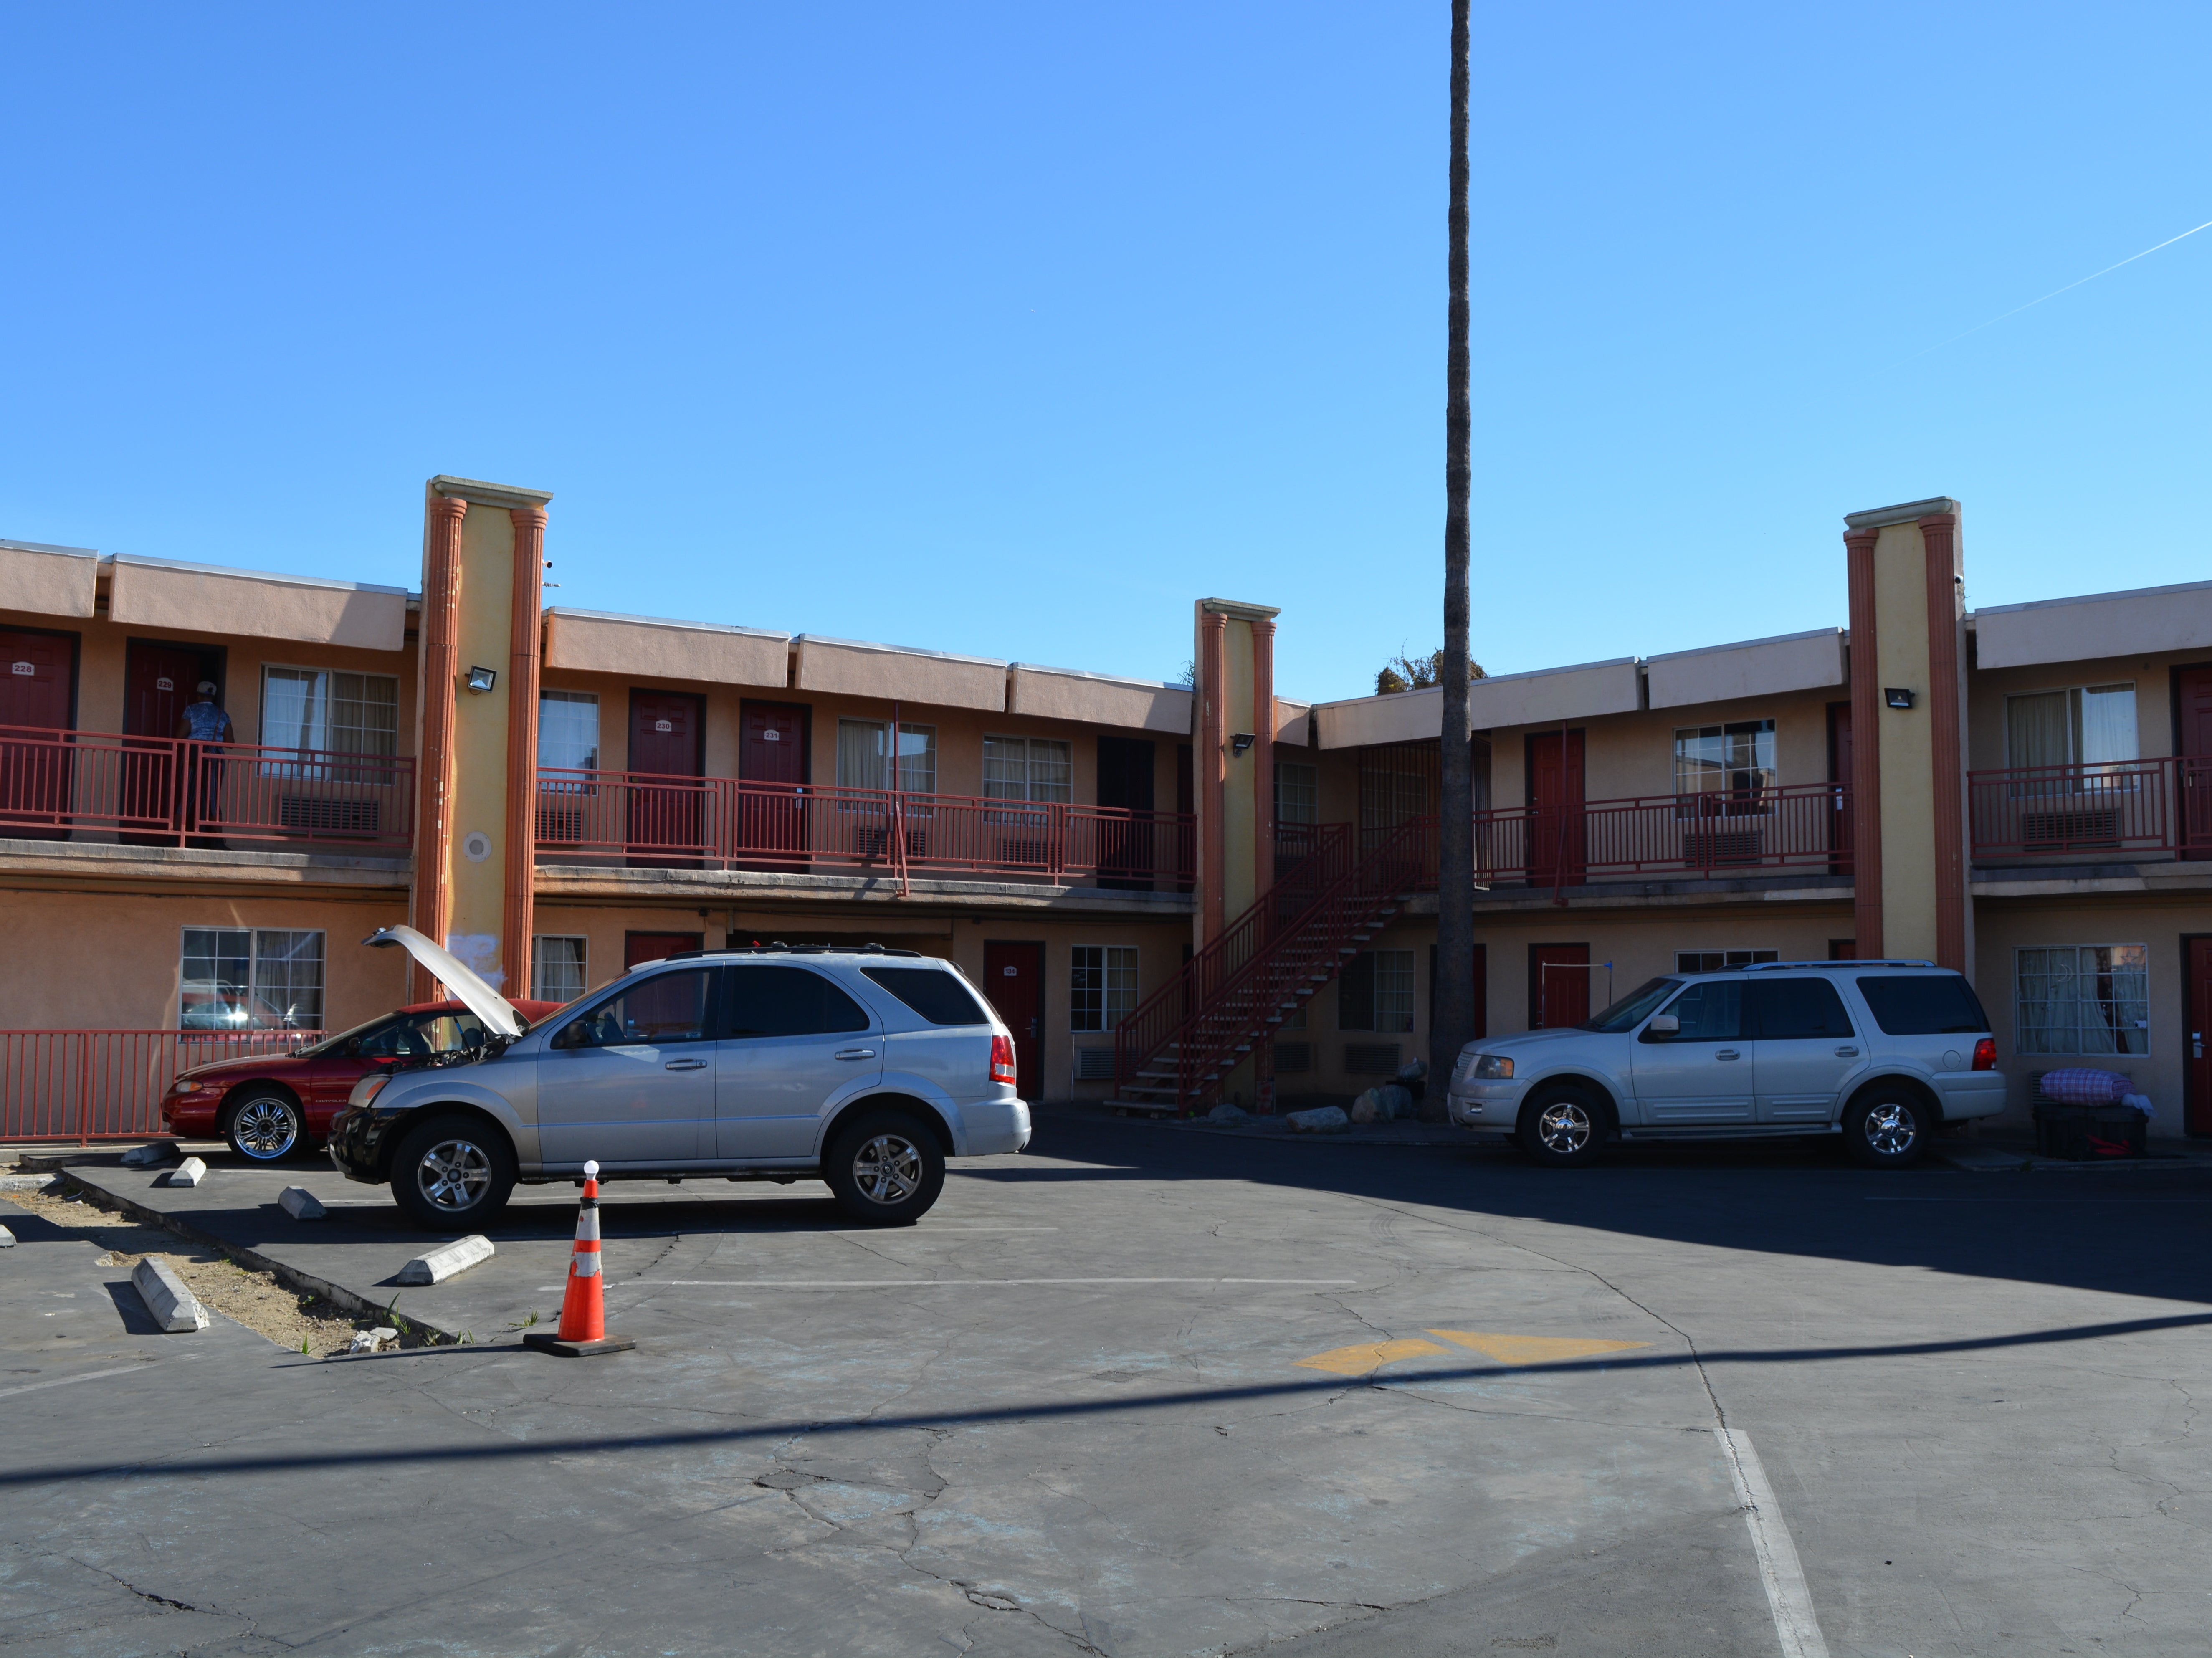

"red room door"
[982,941,1045,1099]
[2187,938,2212,1135]
[738,700,809,866]
[122,641,218,839]
[1827,701,1854,875]
[0,628,75,840]
[626,931,704,970]
[1526,729,1586,886]
[626,691,704,864]
[2177,667,2212,858]
[1529,943,1591,1030]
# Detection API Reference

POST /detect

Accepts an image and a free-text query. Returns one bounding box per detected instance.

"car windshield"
[1580,977,1682,1033]
[294,1013,400,1058]
[296,1009,487,1059]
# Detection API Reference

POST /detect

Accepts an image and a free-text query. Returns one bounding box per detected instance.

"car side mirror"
[1641,1013,1679,1043]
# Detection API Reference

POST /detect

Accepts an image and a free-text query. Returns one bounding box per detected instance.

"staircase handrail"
[1167,815,1436,1107]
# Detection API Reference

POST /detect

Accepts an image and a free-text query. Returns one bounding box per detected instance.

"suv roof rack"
[656,943,927,962]
[1738,959,1939,971]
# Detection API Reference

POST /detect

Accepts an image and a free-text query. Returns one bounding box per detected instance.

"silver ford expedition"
[327,928,1031,1230]
[1447,960,2002,1168]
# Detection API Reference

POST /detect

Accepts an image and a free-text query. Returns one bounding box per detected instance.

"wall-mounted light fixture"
[464,666,498,695]
[1230,732,1256,755]
[1884,687,1915,710]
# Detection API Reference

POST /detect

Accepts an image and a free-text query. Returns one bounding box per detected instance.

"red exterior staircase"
[1111,816,1438,1115]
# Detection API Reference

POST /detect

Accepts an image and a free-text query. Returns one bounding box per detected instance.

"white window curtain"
[261,668,398,756]
[837,720,937,794]
[532,936,589,1002]
[984,736,1071,804]
[1275,761,1319,826]
[2006,685,2138,774]
[2015,944,2149,1055]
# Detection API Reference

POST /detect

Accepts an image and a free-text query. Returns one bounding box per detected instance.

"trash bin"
[2033,1102,2147,1160]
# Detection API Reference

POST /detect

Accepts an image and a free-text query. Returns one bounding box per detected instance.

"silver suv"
[327,929,1030,1230]
[1447,960,2002,1168]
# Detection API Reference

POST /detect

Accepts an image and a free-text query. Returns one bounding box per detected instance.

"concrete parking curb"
[48,1167,465,1347]
[132,1257,210,1332]
[397,1235,494,1285]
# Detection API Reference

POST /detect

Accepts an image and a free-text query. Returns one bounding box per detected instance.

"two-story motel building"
[2,481,2207,1140]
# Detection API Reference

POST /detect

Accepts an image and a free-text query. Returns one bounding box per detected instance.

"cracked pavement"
[4,1121,2209,1655]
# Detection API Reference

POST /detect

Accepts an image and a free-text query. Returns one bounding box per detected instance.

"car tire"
[388,1115,516,1232]
[823,1109,946,1226]
[225,1090,306,1163]
[1843,1089,1930,1169]
[1517,1086,1606,1168]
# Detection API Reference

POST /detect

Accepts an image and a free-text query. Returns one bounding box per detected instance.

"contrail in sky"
[1895,215,2212,366]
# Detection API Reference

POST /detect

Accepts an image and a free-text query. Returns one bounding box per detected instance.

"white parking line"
[539,1276,1360,1291]
[1718,1427,1828,1658]
[0,1360,175,1401]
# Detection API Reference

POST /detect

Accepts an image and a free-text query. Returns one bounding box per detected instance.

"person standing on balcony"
[174,681,233,848]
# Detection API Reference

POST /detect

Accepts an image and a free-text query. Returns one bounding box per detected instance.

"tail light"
[990,1033,1017,1087]
[1972,1037,1997,1071]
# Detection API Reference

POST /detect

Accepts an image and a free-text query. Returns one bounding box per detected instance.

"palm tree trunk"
[1429,0,1475,1118]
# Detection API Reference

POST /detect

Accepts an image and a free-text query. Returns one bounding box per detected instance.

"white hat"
[197,681,218,694]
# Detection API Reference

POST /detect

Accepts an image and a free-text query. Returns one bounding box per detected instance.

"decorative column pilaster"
[1844,527,1883,961]
[1250,616,1276,896]
[1920,511,1967,973]
[502,504,548,997]
[1199,608,1229,945]
[411,491,467,1002]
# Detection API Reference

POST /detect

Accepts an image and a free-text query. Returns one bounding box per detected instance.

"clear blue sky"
[3,4,2207,706]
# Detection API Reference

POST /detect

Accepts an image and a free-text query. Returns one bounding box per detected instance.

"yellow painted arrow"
[1425,1329,1650,1365]
[1292,1338,1449,1377]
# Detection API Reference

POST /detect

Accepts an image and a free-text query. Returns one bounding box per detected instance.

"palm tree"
[1430,0,1475,1116]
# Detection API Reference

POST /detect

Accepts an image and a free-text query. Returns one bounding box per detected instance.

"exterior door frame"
[2183,932,2212,1136]
[2168,663,2212,859]
[982,939,1046,1100]
[1527,942,1591,1030]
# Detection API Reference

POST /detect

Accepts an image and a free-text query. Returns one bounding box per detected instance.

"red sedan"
[161,997,566,1163]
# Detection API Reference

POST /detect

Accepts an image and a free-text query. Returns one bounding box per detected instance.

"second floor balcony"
[1466,780,1850,886]
[1969,755,2212,863]
[535,766,1196,891]
[0,724,414,852]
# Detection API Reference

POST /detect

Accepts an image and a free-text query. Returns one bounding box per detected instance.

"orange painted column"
[1844,527,1883,961]
[502,504,547,997]
[1198,607,1228,946]
[1251,616,1276,896]
[1920,511,1967,973]
[411,492,466,1002]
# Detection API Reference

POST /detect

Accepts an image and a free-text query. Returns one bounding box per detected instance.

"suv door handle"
[834,1048,877,1061]
[1835,1045,1860,1057]
[1715,1049,1741,1061]
[664,1058,709,1071]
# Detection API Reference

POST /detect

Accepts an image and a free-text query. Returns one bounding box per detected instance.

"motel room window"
[836,719,938,794]
[2005,684,2138,773]
[539,690,601,773]
[180,928,324,1032]
[261,668,399,757]
[1338,949,1415,1033]
[1275,760,1319,826]
[1673,720,1775,800]
[532,936,589,1004]
[2015,945,2149,1055]
[984,735,1073,804]
[1070,945,1138,1032]
[1675,949,1778,972]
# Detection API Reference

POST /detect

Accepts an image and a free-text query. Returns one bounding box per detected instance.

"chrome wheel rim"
[235,1099,299,1159]
[852,1133,923,1205]
[416,1139,491,1212]
[1863,1101,1916,1156]
[1536,1100,1592,1154]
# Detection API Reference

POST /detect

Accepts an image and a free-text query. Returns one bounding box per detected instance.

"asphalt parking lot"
[5,1116,2209,1657]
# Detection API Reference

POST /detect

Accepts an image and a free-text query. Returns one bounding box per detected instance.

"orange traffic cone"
[523,1159,635,1357]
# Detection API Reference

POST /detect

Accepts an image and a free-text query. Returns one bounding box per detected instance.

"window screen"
[727,966,871,1038]
[1750,978,1854,1040]
[862,966,989,1027]
[1855,975,1991,1036]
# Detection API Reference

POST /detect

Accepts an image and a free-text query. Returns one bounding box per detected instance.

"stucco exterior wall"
[1873,522,1938,960]
[1967,646,2205,772]
[107,556,408,652]
[794,636,1006,711]
[544,609,789,689]
[0,542,97,618]
[1006,664,1192,734]
[1976,580,2212,671]
[1646,628,1846,710]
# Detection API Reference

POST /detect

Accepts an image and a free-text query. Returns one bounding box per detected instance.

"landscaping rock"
[278,1185,328,1220]
[1286,1106,1350,1134]
[349,1326,400,1354]
[120,1142,178,1167]
[397,1234,495,1285]
[1378,1083,1415,1121]
[1207,1103,1254,1124]
[163,1157,209,1187]
[1348,1089,1383,1125]
[132,1257,210,1332]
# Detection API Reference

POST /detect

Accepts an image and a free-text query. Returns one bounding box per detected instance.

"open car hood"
[362,926,525,1040]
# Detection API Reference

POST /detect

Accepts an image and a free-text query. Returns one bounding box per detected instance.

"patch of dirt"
[6,1182,379,1356]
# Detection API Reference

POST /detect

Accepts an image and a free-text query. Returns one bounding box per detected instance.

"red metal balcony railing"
[0,1028,322,1142]
[535,768,1197,888]
[0,724,414,850]
[1969,755,2212,860]
[1470,781,1850,884]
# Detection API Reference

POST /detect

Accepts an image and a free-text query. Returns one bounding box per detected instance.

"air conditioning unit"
[1344,1043,1401,1076]
[1074,1048,1118,1081]
[2022,809,2119,846]
[1681,828,1762,866]
[536,800,589,843]
[279,797,380,835]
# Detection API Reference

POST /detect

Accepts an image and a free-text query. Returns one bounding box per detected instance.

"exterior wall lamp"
[1230,732,1256,755]
[464,666,498,695]
[1883,687,1915,710]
